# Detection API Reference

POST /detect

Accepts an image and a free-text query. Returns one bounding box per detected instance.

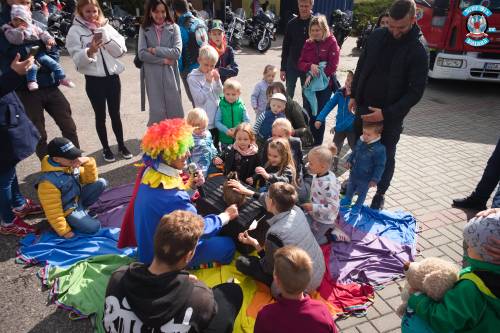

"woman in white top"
[138,0,184,126]
[66,0,132,162]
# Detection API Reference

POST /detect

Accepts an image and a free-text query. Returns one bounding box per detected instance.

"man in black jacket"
[350,0,428,209]
[280,0,312,99]
[103,210,243,333]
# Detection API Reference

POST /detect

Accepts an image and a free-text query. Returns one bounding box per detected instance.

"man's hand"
[224,204,239,220]
[310,64,319,77]
[314,121,322,129]
[255,166,269,180]
[302,203,313,212]
[485,237,500,264]
[280,71,286,81]
[238,230,260,248]
[344,161,351,169]
[63,231,75,239]
[10,53,34,75]
[369,181,377,188]
[348,98,357,114]
[361,106,384,122]
[213,156,223,165]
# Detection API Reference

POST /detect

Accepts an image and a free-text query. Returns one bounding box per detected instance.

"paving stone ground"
[1,36,499,332]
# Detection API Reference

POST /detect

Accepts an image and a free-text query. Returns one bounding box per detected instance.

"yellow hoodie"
[37,156,98,236]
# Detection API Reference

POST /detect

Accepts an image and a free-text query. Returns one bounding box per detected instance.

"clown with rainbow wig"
[118,119,237,267]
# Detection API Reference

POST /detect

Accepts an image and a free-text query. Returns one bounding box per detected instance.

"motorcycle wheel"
[256,33,271,53]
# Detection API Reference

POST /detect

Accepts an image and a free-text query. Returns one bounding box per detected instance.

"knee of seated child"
[96,178,108,189]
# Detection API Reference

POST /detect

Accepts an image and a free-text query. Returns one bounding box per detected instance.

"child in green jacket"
[402,209,500,333]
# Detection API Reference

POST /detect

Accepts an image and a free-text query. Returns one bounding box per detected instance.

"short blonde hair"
[186,108,208,128]
[309,15,330,41]
[223,79,242,93]
[274,246,313,294]
[263,64,278,75]
[308,146,334,167]
[198,44,219,64]
[272,118,293,136]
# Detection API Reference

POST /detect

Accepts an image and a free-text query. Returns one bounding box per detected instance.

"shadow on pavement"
[27,309,93,333]
[88,139,142,167]
[0,235,19,263]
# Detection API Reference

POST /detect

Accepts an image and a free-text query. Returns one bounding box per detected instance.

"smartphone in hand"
[28,45,40,57]
[93,32,103,42]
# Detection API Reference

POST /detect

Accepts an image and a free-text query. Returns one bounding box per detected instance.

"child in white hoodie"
[187,44,223,150]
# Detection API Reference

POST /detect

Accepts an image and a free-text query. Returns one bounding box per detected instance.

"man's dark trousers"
[17,86,79,159]
[285,66,306,100]
[355,115,401,195]
[473,137,500,201]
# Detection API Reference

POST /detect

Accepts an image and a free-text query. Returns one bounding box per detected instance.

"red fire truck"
[416,0,500,81]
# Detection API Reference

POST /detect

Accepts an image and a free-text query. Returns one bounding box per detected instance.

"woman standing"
[66,0,132,162]
[298,15,340,146]
[138,0,184,126]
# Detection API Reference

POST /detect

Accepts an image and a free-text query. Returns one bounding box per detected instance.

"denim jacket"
[348,137,386,183]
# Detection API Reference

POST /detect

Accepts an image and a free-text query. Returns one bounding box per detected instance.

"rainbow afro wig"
[141,118,194,166]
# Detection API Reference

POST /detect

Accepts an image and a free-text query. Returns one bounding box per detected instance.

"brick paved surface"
[1,37,499,332]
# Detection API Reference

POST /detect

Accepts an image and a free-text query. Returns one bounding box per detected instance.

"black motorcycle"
[223,6,246,49]
[108,15,140,40]
[330,9,352,48]
[356,21,373,50]
[46,6,73,48]
[244,9,278,53]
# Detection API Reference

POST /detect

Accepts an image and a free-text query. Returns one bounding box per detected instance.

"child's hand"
[213,157,223,165]
[302,203,313,212]
[246,177,253,185]
[63,231,75,239]
[227,128,235,137]
[314,121,322,129]
[225,204,239,220]
[238,230,259,248]
[148,47,155,55]
[192,171,205,188]
[344,161,351,169]
[212,69,220,82]
[72,156,90,168]
[46,39,56,49]
[369,181,377,188]
[255,167,269,179]
[164,58,174,65]
[205,71,213,82]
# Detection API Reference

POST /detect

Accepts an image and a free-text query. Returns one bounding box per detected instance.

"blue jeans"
[305,86,333,146]
[66,178,107,234]
[0,167,26,224]
[27,52,65,83]
[340,178,369,210]
[493,183,500,208]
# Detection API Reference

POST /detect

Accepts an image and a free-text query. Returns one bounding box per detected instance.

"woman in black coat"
[0,54,42,236]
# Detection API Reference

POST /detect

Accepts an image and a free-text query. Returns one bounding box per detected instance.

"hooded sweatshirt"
[187,68,223,129]
[103,262,216,333]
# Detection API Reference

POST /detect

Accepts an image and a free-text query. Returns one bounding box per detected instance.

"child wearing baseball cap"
[254,92,287,148]
[208,19,238,83]
[37,137,107,238]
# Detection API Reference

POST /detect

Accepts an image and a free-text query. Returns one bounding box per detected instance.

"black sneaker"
[370,193,385,210]
[452,195,487,211]
[103,147,115,162]
[119,145,133,159]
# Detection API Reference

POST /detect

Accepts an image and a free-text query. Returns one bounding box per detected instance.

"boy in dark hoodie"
[103,210,243,333]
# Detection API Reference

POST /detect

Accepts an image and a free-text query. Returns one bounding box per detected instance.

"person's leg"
[26,63,38,83]
[375,127,402,195]
[0,167,25,224]
[235,255,273,286]
[37,53,65,80]
[105,76,125,147]
[312,221,332,245]
[188,236,236,268]
[492,182,500,208]
[66,206,101,234]
[209,128,220,152]
[43,87,80,149]
[203,283,244,333]
[353,182,369,209]
[80,178,108,209]
[308,87,333,146]
[346,130,357,150]
[340,179,355,206]
[85,76,110,149]
[16,90,48,158]
[181,71,195,107]
[333,130,347,154]
[285,67,299,99]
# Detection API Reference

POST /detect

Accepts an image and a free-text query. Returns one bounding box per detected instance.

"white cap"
[270,93,287,103]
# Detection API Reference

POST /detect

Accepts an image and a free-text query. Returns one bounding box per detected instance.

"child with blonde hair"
[186,108,222,177]
[215,79,250,151]
[188,44,223,149]
[222,123,260,183]
[251,64,278,117]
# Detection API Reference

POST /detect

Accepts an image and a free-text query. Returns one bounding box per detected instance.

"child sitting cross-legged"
[302,146,349,244]
[215,79,250,151]
[401,208,500,333]
[37,137,107,238]
[227,181,325,297]
[186,108,222,177]
[249,138,296,192]
[261,118,303,180]
[254,246,338,333]
[254,92,287,148]
[222,123,260,183]
[340,121,386,214]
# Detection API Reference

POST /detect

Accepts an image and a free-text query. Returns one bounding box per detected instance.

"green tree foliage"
[352,0,393,35]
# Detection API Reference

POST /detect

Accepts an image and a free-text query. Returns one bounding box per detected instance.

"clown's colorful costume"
[118,119,235,266]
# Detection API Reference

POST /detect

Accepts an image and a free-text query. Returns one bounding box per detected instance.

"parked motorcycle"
[330,9,352,48]
[244,9,278,53]
[46,5,73,48]
[356,21,373,50]
[108,15,140,40]
[224,6,246,48]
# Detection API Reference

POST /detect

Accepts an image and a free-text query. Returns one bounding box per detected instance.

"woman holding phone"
[66,0,132,162]
[138,0,184,125]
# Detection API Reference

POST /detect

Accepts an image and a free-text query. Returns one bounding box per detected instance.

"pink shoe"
[12,198,43,218]
[12,216,37,234]
[28,81,39,91]
[59,78,76,88]
[0,218,33,237]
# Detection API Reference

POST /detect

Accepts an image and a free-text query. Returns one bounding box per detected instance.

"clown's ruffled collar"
[141,162,190,190]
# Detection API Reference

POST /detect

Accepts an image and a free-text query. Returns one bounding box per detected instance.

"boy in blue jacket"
[314,71,355,171]
[340,121,386,213]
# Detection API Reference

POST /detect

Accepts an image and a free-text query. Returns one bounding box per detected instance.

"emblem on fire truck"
[463,5,492,47]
